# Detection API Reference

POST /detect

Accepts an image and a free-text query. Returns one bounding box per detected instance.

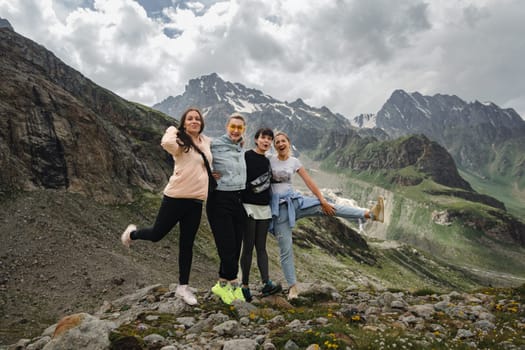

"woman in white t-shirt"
[269,131,384,300]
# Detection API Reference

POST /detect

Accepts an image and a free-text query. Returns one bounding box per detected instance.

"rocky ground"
[3,281,525,349]
[0,190,219,345]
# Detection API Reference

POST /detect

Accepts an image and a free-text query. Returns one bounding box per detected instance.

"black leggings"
[206,190,246,281]
[131,196,203,285]
[240,217,271,285]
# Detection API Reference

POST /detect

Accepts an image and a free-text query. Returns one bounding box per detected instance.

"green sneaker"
[232,286,245,302]
[211,282,235,305]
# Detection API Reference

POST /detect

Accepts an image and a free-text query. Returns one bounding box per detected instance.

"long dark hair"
[176,108,205,152]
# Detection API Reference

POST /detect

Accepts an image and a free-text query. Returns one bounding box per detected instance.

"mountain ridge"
[153,73,353,152]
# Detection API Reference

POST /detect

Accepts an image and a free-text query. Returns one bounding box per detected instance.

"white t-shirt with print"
[269,155,302,196]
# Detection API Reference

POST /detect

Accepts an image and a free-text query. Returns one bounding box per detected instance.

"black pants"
[206,190,246,281]
[240,217,271,285]
[131,196,203,285]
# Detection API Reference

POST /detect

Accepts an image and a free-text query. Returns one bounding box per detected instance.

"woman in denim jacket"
[207,114,248,304]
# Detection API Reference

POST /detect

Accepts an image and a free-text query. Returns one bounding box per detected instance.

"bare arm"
[296,166,336,216]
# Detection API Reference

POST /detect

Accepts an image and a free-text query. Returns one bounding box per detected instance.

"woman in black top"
[240,128,282,301]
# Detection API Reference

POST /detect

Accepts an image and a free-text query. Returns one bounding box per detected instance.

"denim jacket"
[269,189,320,232]
[211,134,246,191]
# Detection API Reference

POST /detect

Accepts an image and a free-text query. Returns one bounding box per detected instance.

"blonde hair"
[274,131,292,157]
[226,113,246,126]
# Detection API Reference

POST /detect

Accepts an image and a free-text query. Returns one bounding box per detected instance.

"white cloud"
[1,0,524,118]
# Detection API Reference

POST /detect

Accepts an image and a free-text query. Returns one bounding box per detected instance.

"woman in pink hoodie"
[120,107,212,306]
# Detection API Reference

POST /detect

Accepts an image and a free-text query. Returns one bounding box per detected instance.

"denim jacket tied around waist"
[269,189,320,233]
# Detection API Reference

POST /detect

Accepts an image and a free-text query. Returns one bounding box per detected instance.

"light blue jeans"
[273,198,366,287]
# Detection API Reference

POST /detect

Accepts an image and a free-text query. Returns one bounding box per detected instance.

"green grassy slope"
[459,169,525,218]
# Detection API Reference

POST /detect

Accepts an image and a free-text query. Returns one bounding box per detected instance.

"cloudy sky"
[1,0,524,118]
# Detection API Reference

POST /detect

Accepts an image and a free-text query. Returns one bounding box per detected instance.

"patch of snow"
[393,105,404,119]
[202,106,212,117]
[223,96,261,113]
[503,110,515,120]
[236,99,260,113]
[416,106,432,119]
[306,109,322,118]
[408,93,432,119]
[361,114,377,128]
[273,103,294,119]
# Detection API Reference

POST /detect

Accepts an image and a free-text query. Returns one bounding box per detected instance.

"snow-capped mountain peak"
[350,113,377,128]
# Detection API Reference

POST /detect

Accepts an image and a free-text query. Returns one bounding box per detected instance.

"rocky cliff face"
[0,28,173,203]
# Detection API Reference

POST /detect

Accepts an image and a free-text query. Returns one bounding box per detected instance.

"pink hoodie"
[161,126,212,201]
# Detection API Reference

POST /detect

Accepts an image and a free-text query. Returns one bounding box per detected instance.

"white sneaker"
[121,224,136,248]
[176,284,198,305]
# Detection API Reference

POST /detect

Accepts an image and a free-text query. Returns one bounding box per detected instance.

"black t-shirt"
[242,150,271,205]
